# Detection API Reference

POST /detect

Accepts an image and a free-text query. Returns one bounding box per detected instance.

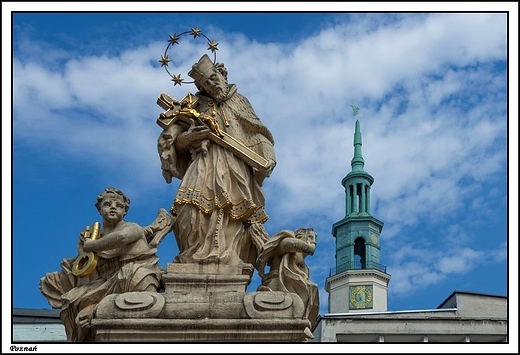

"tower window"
[354,237,366,269]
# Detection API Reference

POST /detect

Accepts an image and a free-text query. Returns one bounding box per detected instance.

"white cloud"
[437,248,484,274]
[390,261,445,295]
[387,243,505,297]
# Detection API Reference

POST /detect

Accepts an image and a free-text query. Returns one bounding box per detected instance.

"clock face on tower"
[349,285,373,309]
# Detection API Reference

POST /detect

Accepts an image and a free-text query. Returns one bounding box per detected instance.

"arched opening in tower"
[354,237,366,269]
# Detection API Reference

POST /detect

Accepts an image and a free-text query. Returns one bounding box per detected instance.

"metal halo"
[159,27,219,86]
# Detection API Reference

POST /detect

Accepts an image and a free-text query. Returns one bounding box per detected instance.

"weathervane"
[350,104,360,117]
[159,27,219,86]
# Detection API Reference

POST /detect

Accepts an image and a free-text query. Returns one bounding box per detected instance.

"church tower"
[325,120,390,313]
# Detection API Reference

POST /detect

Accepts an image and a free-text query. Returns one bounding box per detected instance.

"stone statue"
[37,30,319,342]
[256,228,320,333]
[39,187,173,341]
[157,54,276,270]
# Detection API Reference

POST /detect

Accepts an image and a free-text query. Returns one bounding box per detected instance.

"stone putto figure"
[157,54,276,269]
[256,227,320,332]
[39,187,172,341]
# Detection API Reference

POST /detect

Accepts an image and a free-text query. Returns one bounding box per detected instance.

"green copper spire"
[331,119,386,285]
[342,120,374,214]
[351,120,365,172]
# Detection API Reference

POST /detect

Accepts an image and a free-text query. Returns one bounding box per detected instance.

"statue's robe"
[158,84,276,267]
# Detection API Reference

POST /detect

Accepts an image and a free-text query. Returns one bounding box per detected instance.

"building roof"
[437,290,507,309]
[13,308,61,324]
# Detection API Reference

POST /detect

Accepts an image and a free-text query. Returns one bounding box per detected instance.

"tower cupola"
[325,119,390,313]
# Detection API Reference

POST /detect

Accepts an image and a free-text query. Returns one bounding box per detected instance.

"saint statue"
[157,54,276,270]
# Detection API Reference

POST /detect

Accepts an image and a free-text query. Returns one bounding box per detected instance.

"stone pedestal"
[91,263,313,342]
[162,263,253,293]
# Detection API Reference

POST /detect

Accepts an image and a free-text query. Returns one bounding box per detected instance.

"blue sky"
[5,2,518,350]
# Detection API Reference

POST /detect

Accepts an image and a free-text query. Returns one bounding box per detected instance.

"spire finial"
[351,120,364,172]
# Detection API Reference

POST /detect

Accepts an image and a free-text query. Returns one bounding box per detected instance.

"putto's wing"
[144,208,175,248]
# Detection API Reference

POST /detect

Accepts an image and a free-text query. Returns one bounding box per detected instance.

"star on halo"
[190,27,202,38]
[207,40,219,53]
[171,74,184,86]
[168,34,180,45]
[159,55,171,67]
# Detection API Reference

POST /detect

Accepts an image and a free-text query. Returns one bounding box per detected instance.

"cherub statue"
[255,228,319,332]
[39,187,173,342]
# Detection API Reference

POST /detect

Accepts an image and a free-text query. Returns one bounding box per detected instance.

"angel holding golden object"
[39,187,173,342]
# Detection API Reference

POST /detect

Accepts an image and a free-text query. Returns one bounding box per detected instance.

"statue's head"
[189,54,229,100]
[188,54,216,82]
[95,187,130,214]
[295,228,317,255]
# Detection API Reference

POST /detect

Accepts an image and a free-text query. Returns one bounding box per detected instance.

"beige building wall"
[313,291,508,343]
[12,308,66,342]
[326,269,390,313]
[13,324,66,342]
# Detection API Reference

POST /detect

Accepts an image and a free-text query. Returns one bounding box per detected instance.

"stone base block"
[92,318,311,342]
